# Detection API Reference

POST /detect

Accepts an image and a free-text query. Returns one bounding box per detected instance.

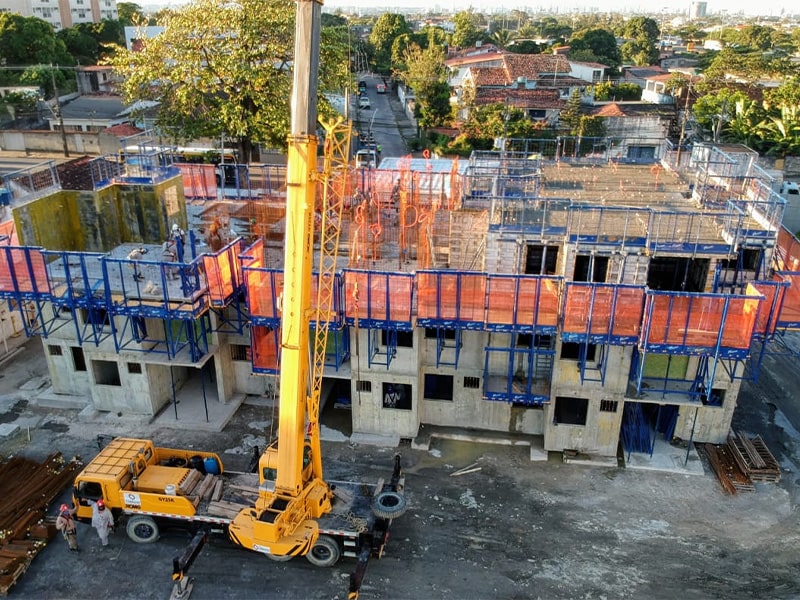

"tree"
[491,29,515,50]
[460,102,544,147]
[395,39,451,129]
[57,28,99,65]
[117,2,144,26]
[569,28,621,70]
[0,14,74,67]
[735,25,775,52]
[620,17,659,66]
[369,13,410,71]
[320,13,347,28]
[508,40,541,54]
[451,10,483,49]
[559,89,583,134]
[105,0,349,161]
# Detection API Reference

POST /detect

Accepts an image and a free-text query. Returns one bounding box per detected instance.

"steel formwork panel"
[562,283,645,344]
[202,239,245,308]
[641,290,761,358]
[486,275,561,333]
[343,269,414,329]
[416,270,486,329]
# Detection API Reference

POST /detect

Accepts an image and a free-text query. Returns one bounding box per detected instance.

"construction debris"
[450,462,481,477]
[0,452,83,596]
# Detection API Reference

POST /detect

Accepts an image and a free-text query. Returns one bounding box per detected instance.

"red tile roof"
[104,123,145,137]
[475,88,564,109]
[465,53,576,88]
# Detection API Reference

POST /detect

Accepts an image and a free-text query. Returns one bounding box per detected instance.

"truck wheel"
[305,535,340,567]
[265,553,293,562]
[372,491,407,519]
[126,515,160,543]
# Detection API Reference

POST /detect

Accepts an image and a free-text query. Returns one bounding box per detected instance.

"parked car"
[358,80,367,92]
[359,96,371,110]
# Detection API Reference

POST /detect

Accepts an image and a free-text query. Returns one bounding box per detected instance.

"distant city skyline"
[137,0,796,18]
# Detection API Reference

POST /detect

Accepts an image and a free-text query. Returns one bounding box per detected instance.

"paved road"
[352,73,413,161]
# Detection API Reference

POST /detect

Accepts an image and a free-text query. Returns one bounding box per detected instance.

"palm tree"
[491,29,516,50]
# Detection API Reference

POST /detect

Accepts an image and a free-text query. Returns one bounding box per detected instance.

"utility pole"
[675,78,692,166]
[50,65,69,158]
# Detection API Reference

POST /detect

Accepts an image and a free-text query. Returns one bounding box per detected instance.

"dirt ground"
[3,335,800,600]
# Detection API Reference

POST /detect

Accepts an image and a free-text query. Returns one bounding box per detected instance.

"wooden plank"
[211,479,224,502]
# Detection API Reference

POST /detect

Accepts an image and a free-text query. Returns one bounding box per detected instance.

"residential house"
[585,102,677,161]
[623,66,669,89]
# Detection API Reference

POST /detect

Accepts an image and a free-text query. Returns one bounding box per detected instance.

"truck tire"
[372,491,407,519]
[126,515,160,543]
[265,553,293,562]
[305,535,340,567]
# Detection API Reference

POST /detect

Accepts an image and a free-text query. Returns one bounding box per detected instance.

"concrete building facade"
[0,136,794,466]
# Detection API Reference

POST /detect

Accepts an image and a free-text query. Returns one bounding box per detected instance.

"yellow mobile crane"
[73,0,404,596]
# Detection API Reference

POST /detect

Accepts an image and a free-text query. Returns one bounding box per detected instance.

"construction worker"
[171,223,186,262]
[90,499,114,547]
[162,240,179,280]
[55,503,79,552]
[127,247,147,282]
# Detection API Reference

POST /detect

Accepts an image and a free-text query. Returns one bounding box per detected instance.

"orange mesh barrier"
[646,293,759,350]
[749,281,780,335]
[0,247,48,294]
[774,226,800,272]
[246,269,283,320]
[203,244,241,306]
[417,271,486,324]
[563,285,645,339]
[344,270,414,323]
[774,272,800,326]
[0,220,16,244]
[486,275,560,329]
[251,325,280,371]
[178,164,217,199]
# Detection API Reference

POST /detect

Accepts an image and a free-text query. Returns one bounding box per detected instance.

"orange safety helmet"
[59,503,69,513]
[97,499,105,510]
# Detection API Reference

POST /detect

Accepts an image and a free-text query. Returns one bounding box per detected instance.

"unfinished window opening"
[573,254,609,282]
[92,360,121,386]
[554,396,588,425]
[382,382,412,410]
[80,307,110,328]
[525,244,559,275]
[356,380,372,393]
[600,400,618,413]
[647,257,709,292]
[127,362,142,374]
[561,342,596,361]
[464,376,480,389]
[701,387,725,407]
[424,327,456,340]
[48,345,63,356]
[230,344,250,361]
[71,347,86,371]
[382,329,413,348]
[423,374,454,401]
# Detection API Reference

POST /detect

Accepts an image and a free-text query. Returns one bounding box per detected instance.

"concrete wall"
[0,130,101,155]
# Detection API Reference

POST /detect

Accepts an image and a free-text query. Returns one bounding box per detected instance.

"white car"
[355,149,377,169]
[359,96,371,110]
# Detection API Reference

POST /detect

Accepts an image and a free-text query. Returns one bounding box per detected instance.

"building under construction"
[1,133,797,463]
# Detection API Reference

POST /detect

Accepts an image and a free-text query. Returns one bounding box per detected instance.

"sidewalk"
[385,87,418,155]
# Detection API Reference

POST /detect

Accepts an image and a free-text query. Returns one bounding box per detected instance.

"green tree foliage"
[105,0,349,160]
[57,28,99,65]
[451,10,483,49]
[116,2,144,26]
[321,13,347,28]
[0,14,74,69]
[698,47,798,92]
[369,13,411,71]
[490,29,515,50]
[395,39,451,128]
[735,25,776,51]
[508,40,541,54]
[558,89,583,134]
[569,28,621,70]
[592,81,642,101]
[620,17,659,66]
[460,102,546,147]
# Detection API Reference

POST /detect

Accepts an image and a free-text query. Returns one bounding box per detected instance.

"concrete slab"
[151,393,246,433]
[563,454,618,468]
[19,376,49,392]
[33,387,90,410]
[624,438,705,476]
[0,422,20,438]
[413,425,547,461]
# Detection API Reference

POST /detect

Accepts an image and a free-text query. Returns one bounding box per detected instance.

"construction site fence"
[503,136,666,164]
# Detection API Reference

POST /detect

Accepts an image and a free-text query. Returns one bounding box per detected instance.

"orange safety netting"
[251,325,280,371]
[562,285,645,338]
[246,269,282,321]
[0,220,17,244]
[645,293,760,350]
[417,271,486,323]
[486,275,560,328]
[344,270,413,323]
[0,247,48,294]
[773,272,800,325]
[202,244,241,306]
[748,281,779,335]
[774,226,800,272]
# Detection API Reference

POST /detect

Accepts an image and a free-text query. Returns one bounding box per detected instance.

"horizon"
[135,0,796,17]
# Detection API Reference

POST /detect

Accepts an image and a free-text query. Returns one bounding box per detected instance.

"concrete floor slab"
[624,437,705,475]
